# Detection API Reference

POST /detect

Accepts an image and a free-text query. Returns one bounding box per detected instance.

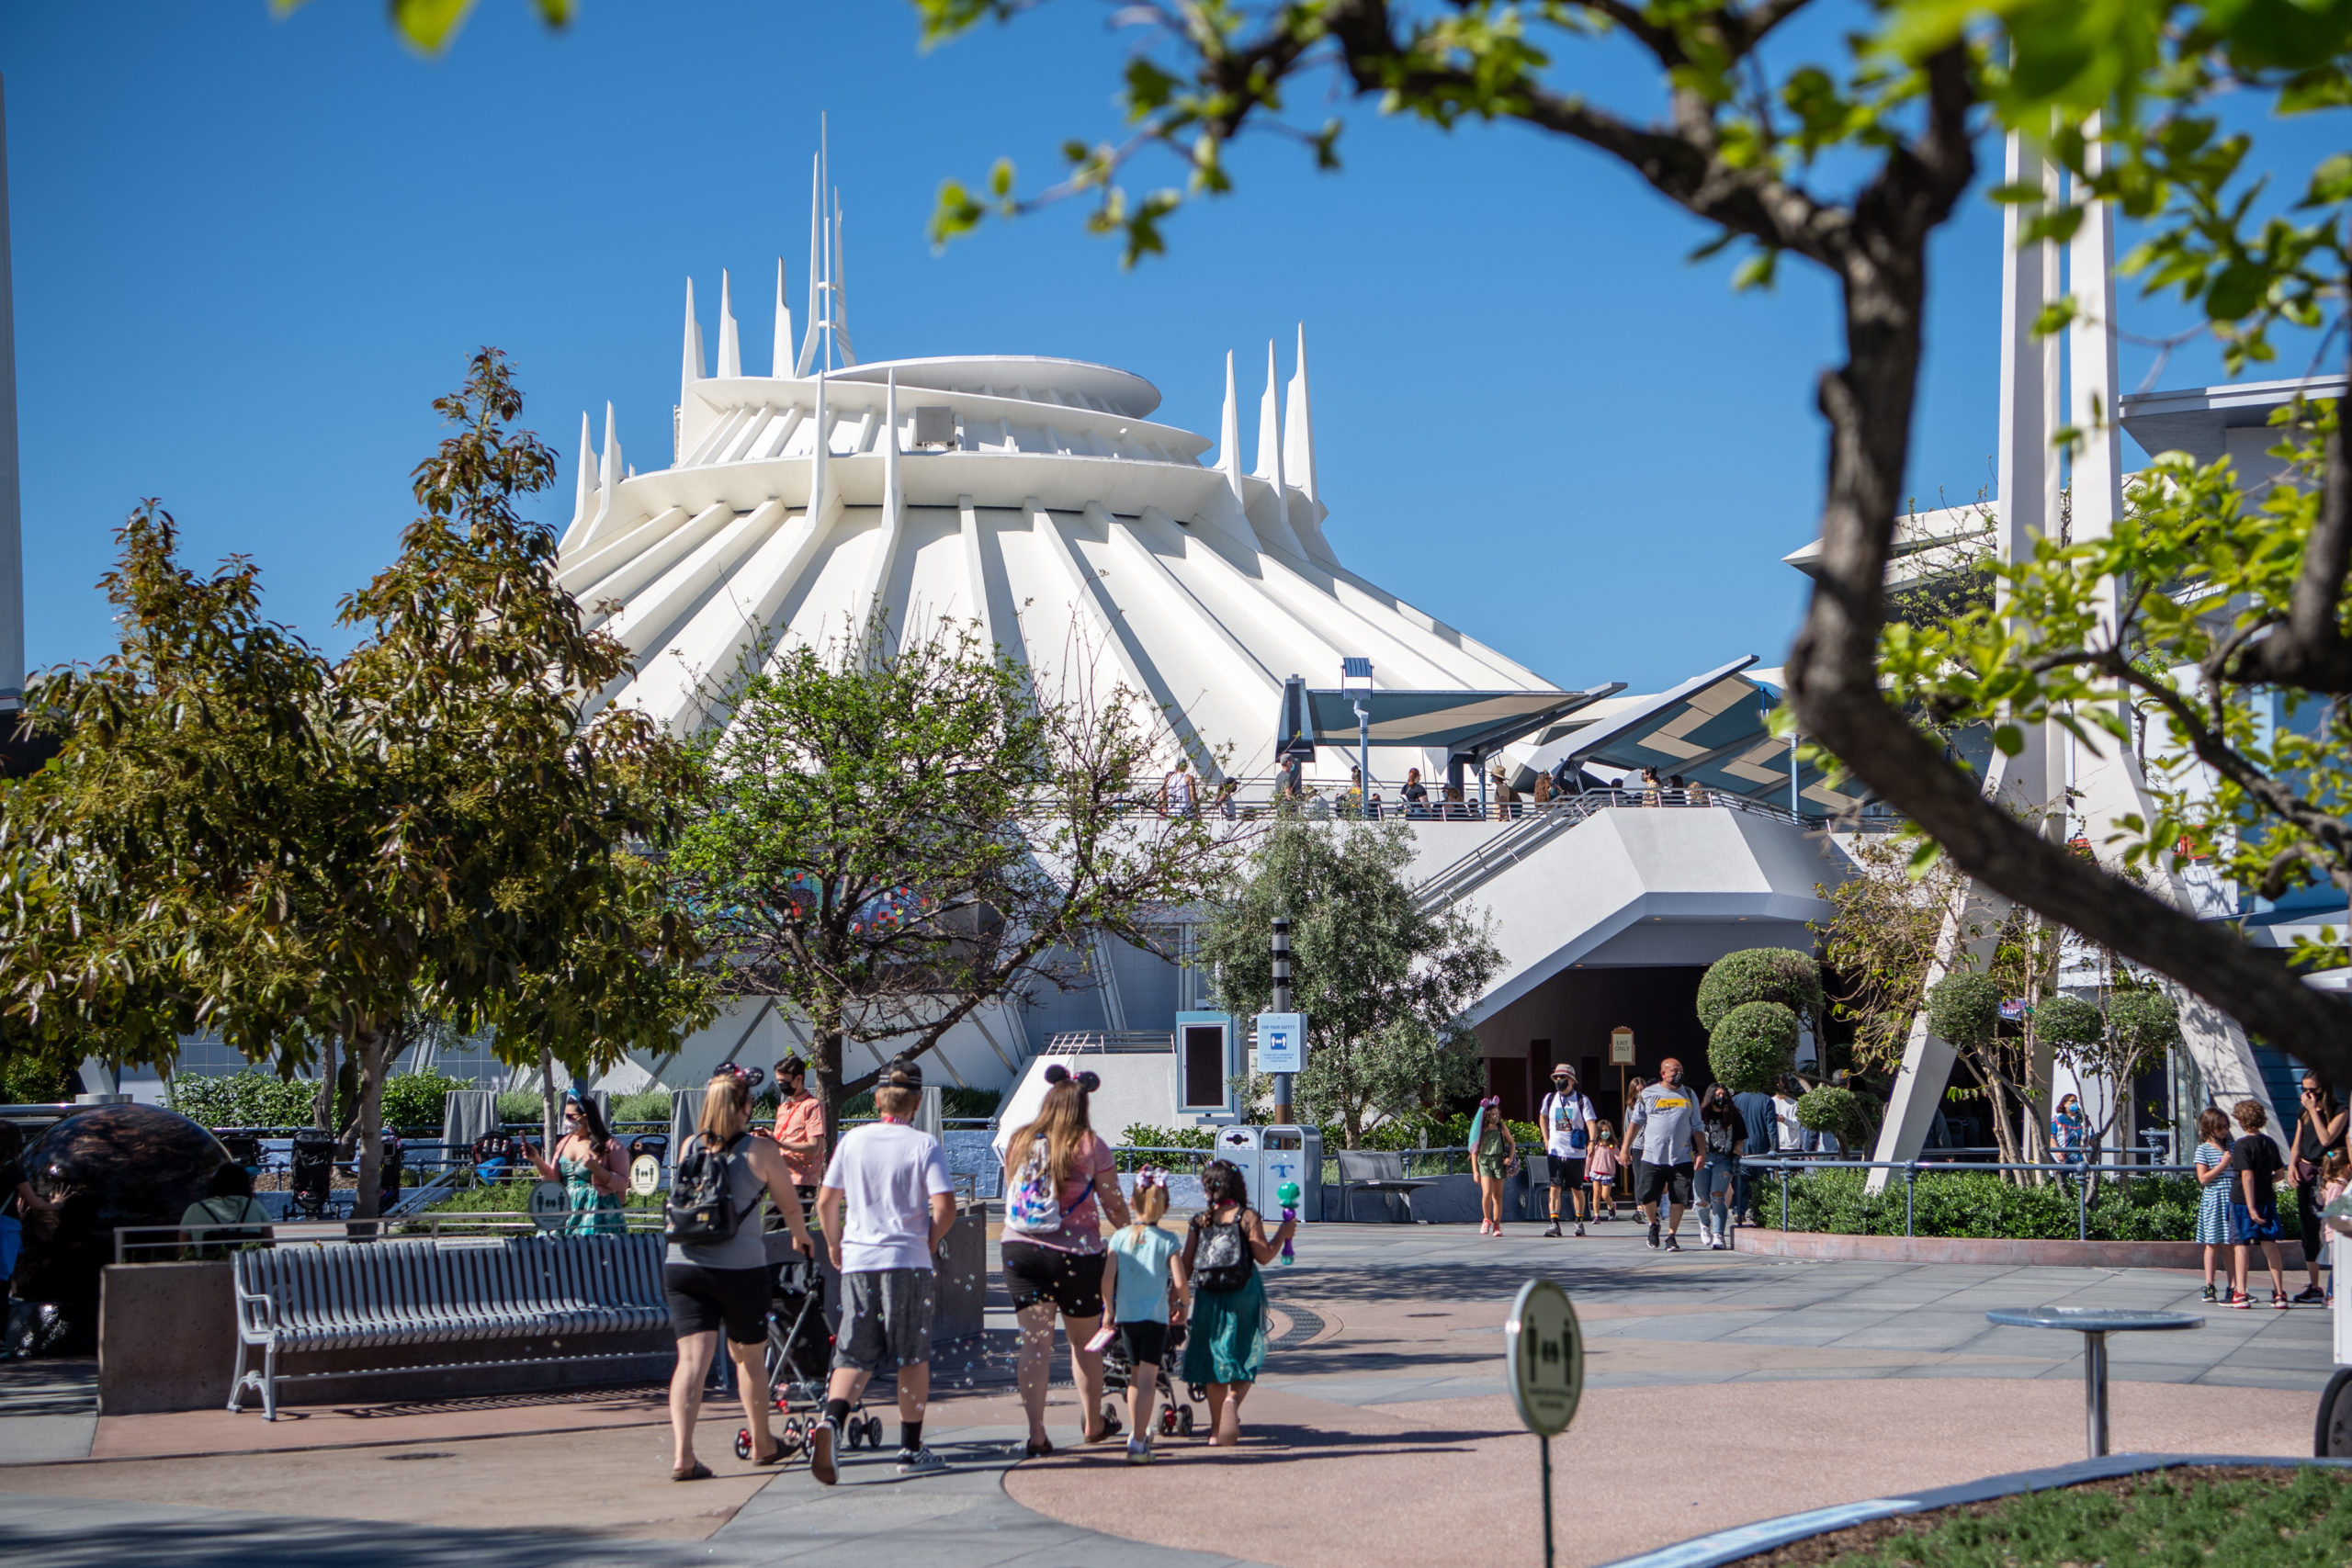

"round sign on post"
[629,1154,662,1198]
[1507,1278,1583,1568]
[528,1179,570,1232]
[1507,1277,1584,1436]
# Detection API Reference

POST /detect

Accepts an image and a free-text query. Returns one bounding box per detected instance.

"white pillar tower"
[0,75,24,712]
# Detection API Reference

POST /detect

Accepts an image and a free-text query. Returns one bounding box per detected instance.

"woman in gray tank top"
[662,1071,812,1481]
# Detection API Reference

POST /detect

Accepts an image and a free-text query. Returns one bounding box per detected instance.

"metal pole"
[2078,1168,2088,1240]
[2083,1330,2109,1457]
[1789,733,1799,818]
[1781,1165,1789,1231]
[1272,916,1293,1125]
[1905,1163,1916,1237]
[1541,1433,1555,1568]
[1356,702,1372,820]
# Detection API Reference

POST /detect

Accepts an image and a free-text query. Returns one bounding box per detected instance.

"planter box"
[1732,1226,2205,1269]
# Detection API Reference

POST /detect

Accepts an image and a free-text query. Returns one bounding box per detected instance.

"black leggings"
[2298,1177,2328,1269]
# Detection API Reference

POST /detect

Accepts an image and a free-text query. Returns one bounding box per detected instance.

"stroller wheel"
[1159,1407,1176,1436]
[862,1414,886,1450]
[1099,1403,1123,1437]
[1177,1406,1195,1437]
[733,1427,752,1461]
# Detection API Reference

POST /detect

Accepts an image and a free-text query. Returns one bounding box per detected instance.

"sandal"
[672,1461,714,1482]
[1023,1437,1054,1459]
[750,1438,789,1466]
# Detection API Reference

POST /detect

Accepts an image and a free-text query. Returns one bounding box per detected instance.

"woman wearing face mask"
[519,1092,629,1235]
[1695,1085,1746,1250]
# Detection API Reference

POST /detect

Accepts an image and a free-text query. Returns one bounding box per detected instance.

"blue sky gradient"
[1,3,2335,695]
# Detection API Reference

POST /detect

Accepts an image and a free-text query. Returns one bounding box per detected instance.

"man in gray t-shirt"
[1634,1058,1706,1253]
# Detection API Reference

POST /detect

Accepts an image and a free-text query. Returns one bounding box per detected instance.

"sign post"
[1269,917,1295,1122]
[1609,1026,1635,1126]
[1506,1277,1585,1568]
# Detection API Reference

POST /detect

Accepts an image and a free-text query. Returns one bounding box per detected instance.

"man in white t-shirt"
[1162,759,1198,817]
[1538,1064,1597,1238]
[1773,1082,1804,1152]
[811,1057,957,1484]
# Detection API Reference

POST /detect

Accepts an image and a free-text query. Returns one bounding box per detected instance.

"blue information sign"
[1255,1012,1306,1074]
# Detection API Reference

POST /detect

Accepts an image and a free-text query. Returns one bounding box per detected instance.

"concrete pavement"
[0,1222,2332,1566]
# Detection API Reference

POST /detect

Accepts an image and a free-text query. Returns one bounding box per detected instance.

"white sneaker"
[1125,1435,1153,1465]
[896,1445,946,1475]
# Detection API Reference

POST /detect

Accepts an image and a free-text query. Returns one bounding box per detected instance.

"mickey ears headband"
[1042,1064,1102,1092]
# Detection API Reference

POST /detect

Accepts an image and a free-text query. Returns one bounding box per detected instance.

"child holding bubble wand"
[1181,1158,1297,1448]
[1093,1167,1190,1463]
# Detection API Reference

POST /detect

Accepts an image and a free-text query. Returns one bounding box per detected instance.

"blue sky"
[1,4,2337,697]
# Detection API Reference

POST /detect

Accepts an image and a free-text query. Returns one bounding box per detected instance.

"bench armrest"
[235,1286,277,1340]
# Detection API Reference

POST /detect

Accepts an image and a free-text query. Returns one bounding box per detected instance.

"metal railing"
[1741,1156,2202,1242]
[111,1206,673,1264]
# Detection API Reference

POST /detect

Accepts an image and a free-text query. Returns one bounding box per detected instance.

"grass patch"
[1735,1465,2352,1567]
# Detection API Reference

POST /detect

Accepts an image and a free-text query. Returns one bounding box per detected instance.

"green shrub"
[1121,1122,1216,1150]
[495,1090,543,1123]
[2036,993,2105,1048]
[380,1072,474,1132]
[167,1070,322,1129]
[1710,1001,1798,1093]
[944,1087,1001,1119]
[1796,1085,1866,1144]
[1764,1166,2233,1241]
[2,1042,85,1105]
[609,1089,672,1125]
[1696,948,1823,1032]
[1926,973,2001,1047]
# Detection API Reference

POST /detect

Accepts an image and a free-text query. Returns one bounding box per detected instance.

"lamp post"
[1272,916,1293,1124]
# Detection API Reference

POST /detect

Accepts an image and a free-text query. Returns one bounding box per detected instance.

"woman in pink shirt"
[999,1066,1131,1456]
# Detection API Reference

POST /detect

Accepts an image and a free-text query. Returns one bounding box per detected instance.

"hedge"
[166,1069,474,1133]
[1709,1001,1799,1093]
[1696,948,1823,1032]
[1758,1166,2283,1243]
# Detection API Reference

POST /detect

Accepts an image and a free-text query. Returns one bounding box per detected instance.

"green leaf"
[390,0,478,54]
[1993,723,2025,756]
[2203,260,2269,321]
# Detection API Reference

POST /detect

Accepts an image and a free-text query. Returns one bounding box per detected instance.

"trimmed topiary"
[1696,947,1825,1032]
[1926,972,2001,1048]
[1796,1085,1866,1144]
[2105,989,2182,1055]
[2034,993,2106,1049]
[1709,1000,1800,1094]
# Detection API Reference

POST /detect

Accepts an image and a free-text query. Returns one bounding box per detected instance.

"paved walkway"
[0,1223,2333,1566]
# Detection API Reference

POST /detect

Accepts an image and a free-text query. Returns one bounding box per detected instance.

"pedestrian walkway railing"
[1740,1156,2200,1242]
[112,1207,671,1264]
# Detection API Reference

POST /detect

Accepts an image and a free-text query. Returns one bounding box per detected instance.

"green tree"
[0,352,703,1217]
[905,0,2352,1088]
[667,614,1240,1138]
[1708,1000,1800,1094]
[1197,817,1500,1146]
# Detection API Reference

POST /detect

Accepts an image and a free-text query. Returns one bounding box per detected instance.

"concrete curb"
[1732,1226,2204,1269]
[1593,1453,2352,1568]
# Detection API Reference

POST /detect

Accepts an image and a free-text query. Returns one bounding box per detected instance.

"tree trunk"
[813,1002,844,1157]
[311,1034,338,1136]
[540,1040,560,1153]
[349,1028,388,1224]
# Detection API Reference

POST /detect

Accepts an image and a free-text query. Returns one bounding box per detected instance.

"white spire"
[1216,351,1245,509]
[680,278,705,400]
[1253,341,1282,481]
[599,401,620,493]
[1283,323,1317,505]
[772,258,793,378]
[831,183,855,367]
[572,410,594,525]
[881,368,902,523]
[716,269,741,378]
[797,152,821,378]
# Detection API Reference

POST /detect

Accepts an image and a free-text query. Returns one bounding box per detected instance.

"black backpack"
[1191,1210,1254,1293]
[664,1132,753,1245]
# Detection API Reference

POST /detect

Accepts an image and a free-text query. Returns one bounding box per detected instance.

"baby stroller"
[734,1238,888,1460]
[1101,1320,1196,1438]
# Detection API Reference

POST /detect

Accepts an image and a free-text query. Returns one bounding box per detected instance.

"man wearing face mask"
[1538,1065,1597,1238]
[1633,1058,1707,1253]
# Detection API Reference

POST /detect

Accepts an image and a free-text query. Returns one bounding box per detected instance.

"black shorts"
[663,1261,770,1345]
[1546,1154,1587,1189]
[1001,1240,1107,1318]
[1114,1320,1168,1368]
[1635,1160,1694,1209]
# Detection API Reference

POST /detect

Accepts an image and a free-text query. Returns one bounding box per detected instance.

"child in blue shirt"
[1100,1168,1188,1464]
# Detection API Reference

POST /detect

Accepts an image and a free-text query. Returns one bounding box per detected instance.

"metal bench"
[231,1232,666,1419]
[1335,1149,1442,1223]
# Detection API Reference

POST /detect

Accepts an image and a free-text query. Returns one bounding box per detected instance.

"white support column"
[0,75,21,710]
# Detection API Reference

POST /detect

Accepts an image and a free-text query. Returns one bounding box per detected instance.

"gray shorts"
[833,1268,935,1372]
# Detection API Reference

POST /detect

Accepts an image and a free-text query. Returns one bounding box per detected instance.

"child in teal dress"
[1182,1158,1297,1448]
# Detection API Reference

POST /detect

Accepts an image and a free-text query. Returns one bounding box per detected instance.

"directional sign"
[1609,1027,1635,1066]
[1256,1012,1306,1075]
[1506,1277,1584,1438]
[629,1154,662,1197]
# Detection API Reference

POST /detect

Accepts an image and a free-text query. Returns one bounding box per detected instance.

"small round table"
[1985,1306,2204,1458]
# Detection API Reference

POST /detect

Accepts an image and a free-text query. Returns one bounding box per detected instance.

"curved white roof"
[558,275,1556,782]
